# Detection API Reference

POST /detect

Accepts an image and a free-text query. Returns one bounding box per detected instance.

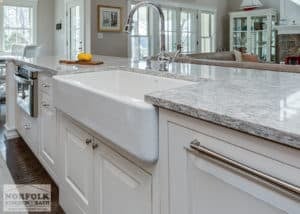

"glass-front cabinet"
[230,9,278,62]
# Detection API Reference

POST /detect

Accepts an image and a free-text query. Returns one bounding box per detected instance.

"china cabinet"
[230,9,278,62]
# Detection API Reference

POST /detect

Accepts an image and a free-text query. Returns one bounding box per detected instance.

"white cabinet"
[58,114,153,214]
[229,9,278,62]
[59,116,94,214]
[159,109,300,214]
[94,139,152,214]
[39,102,57,179]
[39,74,58,181]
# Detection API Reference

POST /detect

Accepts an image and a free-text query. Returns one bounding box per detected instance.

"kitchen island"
[1,55,300,213]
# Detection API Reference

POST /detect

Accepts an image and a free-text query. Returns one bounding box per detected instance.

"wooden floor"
[0,104,65,214]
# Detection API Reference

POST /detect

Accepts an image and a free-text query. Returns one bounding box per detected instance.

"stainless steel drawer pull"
[42,103,50,107]
[24,124,31,130]
[190,140,300,196]
[42,83,50,88]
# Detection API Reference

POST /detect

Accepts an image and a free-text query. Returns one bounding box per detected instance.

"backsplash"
[278,34,300,62]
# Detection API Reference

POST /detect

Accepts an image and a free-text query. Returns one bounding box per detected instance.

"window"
[0,0,37,51]
[163,7,178,53]
[180,9,198,53]
[130,5,151,60]
[199,12,215,53]
[129,2,216,59]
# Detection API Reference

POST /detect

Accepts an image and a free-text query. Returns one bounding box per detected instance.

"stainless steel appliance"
[14,65,39,117]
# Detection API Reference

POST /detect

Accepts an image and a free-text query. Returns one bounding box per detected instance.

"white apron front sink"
[53,70,193,163]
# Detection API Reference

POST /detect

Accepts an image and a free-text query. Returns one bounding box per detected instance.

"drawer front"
[39,74,53,95]
[167,122,300,214]
[16,106,38,155]
[172,121,300,189]
[40,92,53,110]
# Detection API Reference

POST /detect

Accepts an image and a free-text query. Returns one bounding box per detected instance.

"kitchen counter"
[2,54,300,149]
[0,54,131,75]
[145,63,300,149]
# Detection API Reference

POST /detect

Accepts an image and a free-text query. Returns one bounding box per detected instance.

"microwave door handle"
[14,74,34,85]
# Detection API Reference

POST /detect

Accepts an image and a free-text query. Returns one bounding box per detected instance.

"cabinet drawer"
[170,121,300,189]
[39,74,53,95]
[16,106,38,155]
[40,92,53,109]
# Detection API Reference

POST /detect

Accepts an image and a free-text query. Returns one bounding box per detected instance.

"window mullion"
[0,5,3,50]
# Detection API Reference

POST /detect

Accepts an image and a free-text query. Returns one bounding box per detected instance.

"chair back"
[23,45,40,58]
[11,44,25,57]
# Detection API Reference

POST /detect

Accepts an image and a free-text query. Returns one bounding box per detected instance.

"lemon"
[77,53,93,62]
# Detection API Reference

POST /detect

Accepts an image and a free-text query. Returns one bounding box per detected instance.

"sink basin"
[53,70,193,162]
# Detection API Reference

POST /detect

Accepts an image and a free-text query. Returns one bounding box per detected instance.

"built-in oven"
[14,65,39,117]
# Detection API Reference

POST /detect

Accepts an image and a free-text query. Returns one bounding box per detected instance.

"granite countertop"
[145,63,300,149]
[2,53,300,149]
[0,54,131,75]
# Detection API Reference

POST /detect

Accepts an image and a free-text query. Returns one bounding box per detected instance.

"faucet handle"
[146,57,152,69]
[124,24,133,33]
[157,55,170,71]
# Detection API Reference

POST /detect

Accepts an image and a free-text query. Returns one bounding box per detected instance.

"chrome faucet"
[125,1,169,71]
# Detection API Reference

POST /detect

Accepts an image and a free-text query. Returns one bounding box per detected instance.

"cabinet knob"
[42,83,50,88]
[92,143,99,150]
[42,103,50,107]
[24,124,31,130]
[85,139,92,145]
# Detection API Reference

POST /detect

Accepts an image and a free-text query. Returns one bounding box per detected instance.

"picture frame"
[98,5,122,32]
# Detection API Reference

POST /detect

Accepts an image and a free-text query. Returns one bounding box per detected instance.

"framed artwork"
[98,5,122,32]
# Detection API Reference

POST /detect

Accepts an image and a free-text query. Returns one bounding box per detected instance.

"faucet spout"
[125,1,168,71]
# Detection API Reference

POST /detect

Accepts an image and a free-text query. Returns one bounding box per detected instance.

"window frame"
[0,0,38,51]
[128,1,217,59]
[198,10,216,53]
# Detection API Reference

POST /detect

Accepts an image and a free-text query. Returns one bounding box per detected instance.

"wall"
[228,0,281,11]
[37,0,55,56]
[282,0,300,24]
[54,0,66,57]
[91,0,129,57]
[90,0,229,57]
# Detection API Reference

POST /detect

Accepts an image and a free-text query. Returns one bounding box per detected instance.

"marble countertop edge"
[145,94,300,150]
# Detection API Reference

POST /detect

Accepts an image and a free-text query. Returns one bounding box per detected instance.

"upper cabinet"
[230,9,278,62]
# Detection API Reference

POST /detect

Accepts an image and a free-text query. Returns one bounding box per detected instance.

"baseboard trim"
[4,124,19,140]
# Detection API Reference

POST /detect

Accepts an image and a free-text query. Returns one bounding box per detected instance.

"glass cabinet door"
[250,16,268,61]
[270,15,277,62]
[232,17,248,52]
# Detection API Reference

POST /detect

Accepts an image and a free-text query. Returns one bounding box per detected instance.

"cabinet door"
[59,117,94,214]
[94,139,152,214]
[39,105,57,179]
[168,123,300,214]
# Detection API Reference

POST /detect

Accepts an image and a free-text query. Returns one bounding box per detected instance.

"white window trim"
[0,0,38,51]
[198,10,217,53]
[128,1,217,58]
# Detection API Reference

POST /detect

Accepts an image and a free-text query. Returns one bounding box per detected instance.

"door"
[167,123,300,214]
[67,0,85,60]
[59,116,94,214]
[94,138,152,214]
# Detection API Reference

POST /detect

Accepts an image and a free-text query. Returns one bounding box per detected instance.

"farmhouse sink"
[53,70,193,162]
